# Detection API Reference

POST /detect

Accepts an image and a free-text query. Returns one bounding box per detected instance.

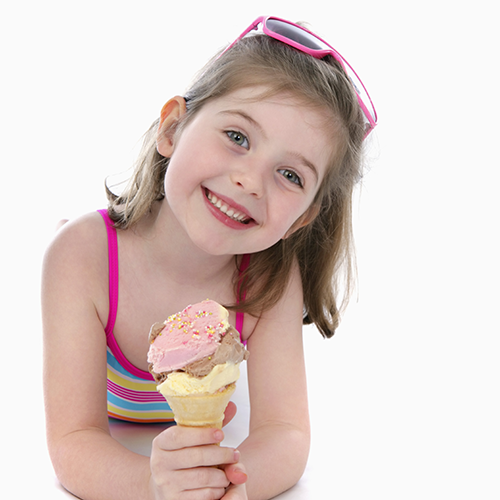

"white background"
[2,0,498,498]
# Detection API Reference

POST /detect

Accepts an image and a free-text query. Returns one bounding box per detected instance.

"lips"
[204,188,255,227]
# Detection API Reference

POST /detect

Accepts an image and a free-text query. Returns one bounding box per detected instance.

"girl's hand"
[149,426,240,500]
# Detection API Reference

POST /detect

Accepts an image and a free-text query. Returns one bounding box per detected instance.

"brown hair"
[106,34,366,338]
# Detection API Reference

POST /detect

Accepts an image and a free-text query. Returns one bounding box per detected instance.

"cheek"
[163,155,192,206]
[164,138,199,186]
[275,192,316,223]
[266,208,303,240]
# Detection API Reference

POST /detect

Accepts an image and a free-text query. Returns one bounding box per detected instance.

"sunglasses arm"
[223,16,266,54]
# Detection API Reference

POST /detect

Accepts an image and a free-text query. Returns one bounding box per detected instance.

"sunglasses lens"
[265,18,331,51]
[264,17,377,128]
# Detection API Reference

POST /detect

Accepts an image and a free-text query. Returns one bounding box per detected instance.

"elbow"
[240,421,311,499]
[47,433,83,493]
[266,421,311,486]
[46,427,108,497]
[286,425,311,484]
[47,439,75,494]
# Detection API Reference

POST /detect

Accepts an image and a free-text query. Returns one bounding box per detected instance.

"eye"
[226,130,249,149]
[278,168,303,188]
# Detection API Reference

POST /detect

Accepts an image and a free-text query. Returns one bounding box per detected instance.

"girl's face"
[159,87,339,256]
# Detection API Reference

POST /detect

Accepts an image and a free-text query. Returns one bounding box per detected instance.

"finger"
[176,466,231,490]
[222,401,237,427]
[154,425,225,451]
[154,444,240,471]
[221,481,247,499]
[223,462,248,486]
[190,488,227,500]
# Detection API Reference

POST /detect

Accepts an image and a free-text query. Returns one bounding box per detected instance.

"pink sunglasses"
[222,16,378,137]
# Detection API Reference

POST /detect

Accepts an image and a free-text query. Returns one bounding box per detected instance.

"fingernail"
[233,449,241,461]
[214,429,224,441]
[234,466,248,480]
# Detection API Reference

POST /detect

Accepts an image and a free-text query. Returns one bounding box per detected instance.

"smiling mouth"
[205,189,253,224]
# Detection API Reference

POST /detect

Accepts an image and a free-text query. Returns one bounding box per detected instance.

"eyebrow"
[218,109,319,185]
[218,109,267,139]
[290,152,319,184]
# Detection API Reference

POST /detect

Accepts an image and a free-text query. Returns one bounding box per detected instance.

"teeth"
[207,191,250,223]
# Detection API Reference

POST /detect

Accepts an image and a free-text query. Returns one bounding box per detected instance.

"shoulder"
[42,211,111,325]
[44,212,108,274]
[46,211,108,252]
[264,257,304,329]
[245,257,303,343]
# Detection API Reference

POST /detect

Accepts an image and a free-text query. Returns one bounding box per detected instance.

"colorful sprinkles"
[155,300,228,342]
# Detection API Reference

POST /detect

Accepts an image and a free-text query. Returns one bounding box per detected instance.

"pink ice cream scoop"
[147,300,230,374]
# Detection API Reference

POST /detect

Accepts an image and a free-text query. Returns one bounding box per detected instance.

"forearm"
[50,427,151,500]
[237,422,310,500]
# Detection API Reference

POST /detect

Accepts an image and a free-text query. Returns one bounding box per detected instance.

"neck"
[135,200,237,287]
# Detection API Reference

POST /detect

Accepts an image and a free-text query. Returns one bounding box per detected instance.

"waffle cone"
[164,383,236,428]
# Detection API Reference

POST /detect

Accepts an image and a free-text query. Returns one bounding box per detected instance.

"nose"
[230,162,265,198]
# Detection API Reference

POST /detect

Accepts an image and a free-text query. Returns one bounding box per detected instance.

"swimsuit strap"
[236,253,251,345]
[98,210,152,380]
[97,209,119,338]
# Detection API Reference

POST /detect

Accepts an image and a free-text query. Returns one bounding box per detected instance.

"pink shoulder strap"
[236,254,251,345]
[97,209,119,337]
[97,210,152,380]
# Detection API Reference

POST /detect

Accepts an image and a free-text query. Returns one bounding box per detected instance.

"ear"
[283,203,320,239]
[156,96,187,157]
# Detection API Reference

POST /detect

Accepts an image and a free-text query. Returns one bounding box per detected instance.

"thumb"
[222,401,237,427]
[224,462,248,486]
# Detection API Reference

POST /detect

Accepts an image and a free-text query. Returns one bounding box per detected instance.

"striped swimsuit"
[98,210,248,423]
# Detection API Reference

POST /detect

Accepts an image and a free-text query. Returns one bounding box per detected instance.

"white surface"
[2,1,499,498]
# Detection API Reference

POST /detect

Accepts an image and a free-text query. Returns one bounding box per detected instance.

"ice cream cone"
[163,383,236,428]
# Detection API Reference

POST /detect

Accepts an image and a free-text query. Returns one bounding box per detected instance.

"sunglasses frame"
[222,15,377,137]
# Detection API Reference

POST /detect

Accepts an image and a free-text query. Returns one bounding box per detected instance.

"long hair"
[106,34,366,338]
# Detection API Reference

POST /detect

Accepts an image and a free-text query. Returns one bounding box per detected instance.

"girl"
[42,15,376,500]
